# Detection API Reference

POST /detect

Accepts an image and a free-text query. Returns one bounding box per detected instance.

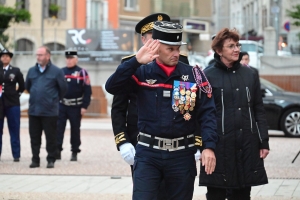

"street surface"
[0,117,299,199]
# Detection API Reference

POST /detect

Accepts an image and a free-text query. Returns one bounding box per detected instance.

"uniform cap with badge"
[65,50,77,58]
[152,21,187,46]
[0,49,13,58]
[135,13,170,35]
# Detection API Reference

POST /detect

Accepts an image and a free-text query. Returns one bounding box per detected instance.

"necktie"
[3,69,6,74]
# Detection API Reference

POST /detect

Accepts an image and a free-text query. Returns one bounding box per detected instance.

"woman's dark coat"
[199,53,269,188]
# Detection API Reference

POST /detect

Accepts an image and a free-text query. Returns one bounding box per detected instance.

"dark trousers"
[57,104,81,153]
[29,115,58,163]
[206,187,251,200]
[133,145,196,200]
[130,164,167,200]
[0,106,21,158]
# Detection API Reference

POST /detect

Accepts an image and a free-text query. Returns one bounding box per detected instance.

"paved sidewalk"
[0,175,300,199]
[0,117,300,199]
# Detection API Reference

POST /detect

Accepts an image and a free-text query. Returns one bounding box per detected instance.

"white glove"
[194,149,201,162]
[119,143,136,165]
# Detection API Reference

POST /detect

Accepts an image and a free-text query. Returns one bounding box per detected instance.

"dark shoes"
[29,162,40,168]
[71,153,77,161]
[14,158,20,162]
[56,151,61,160]
[47,162,55,168]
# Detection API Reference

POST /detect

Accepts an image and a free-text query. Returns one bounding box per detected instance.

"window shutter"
[43,0,49,18]
[58,0,66,20]
[16,0,21,9]
[25,0,29,10]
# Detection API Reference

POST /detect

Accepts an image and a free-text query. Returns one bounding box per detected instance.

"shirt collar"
[3,65,9,70]
[38,64,46,73]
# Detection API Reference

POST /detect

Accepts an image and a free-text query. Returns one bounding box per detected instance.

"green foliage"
[0,4,31,46]
[49,3,60,12]
[286,5,300,40]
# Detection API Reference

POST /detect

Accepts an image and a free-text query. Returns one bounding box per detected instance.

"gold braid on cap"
[141,15,163,34]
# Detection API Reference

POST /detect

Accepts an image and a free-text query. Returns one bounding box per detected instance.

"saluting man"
[0,49,24,162]
[56,50,92,161]
[111,13,191,200]
[106,21,218,200]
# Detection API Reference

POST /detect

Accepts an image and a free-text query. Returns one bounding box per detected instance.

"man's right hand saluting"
[136,39,160,64]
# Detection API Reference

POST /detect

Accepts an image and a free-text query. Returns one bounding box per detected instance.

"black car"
[260,78,300,137]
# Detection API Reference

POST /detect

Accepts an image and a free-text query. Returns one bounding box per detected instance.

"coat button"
[238,108,241,110]
[236,88,239,91]
[240,129,242,131]
[233,71,236,73]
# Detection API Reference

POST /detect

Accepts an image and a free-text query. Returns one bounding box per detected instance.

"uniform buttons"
[233,71,236,73]
[236,88,239,91]
[238,108,241,110]
[240,129,242,131]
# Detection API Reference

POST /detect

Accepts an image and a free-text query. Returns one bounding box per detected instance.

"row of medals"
[172,87,196,121]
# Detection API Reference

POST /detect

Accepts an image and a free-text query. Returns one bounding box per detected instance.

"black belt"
[137,132,195,151]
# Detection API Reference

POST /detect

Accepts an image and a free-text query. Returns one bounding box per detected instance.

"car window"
[260,78,284,92]
[241,44,256,52]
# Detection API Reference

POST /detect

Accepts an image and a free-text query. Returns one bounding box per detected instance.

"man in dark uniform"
[106,21,218,200]
[0,51,5,161]
[111,13,190,199]
[0,49,25,162]
[56,50,92,161]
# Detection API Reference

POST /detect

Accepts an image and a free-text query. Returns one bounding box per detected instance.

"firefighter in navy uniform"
[111,13,190,200]
[106,21,218,200]
[56,50,92,161]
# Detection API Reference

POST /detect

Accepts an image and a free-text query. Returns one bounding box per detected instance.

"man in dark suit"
[0,49,25,162]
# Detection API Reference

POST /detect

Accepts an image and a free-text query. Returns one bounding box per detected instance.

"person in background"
[106,21,218,200]
[200,28,269,200]
[0,55,4,160]
[25,46,67,169]
[56,50,92,161]
[111,13,190,200]
[0,49,25,162]
[240,51,259,75]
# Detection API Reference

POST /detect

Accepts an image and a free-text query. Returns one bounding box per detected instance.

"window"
[124,0,138,11]
[45,42,65,53]
[15,38,34,53]
[43,0,66,20]
[16,0,29,10]
[90,0,102,29]
[0,0,6,5]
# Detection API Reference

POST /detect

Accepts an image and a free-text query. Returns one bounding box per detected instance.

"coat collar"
[213,52,243,71]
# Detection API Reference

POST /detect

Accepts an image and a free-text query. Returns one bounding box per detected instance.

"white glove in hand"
[194,149,201,162]
[119,143,136,165]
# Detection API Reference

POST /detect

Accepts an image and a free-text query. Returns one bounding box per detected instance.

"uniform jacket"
[61,65,92,109]
[106,57,218,151]
[25,61,68,116]
[0,63,3,119]
[2,65,25,107]
[111,54,191,150]
[199,53,269,188]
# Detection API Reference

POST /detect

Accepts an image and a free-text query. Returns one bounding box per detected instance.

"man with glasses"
[56,50,92,162]
[26,46,67,169]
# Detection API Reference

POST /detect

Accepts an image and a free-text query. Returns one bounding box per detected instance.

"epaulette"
[121,54,136,63]
[180,53,188,57]
[179,53,189,65]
